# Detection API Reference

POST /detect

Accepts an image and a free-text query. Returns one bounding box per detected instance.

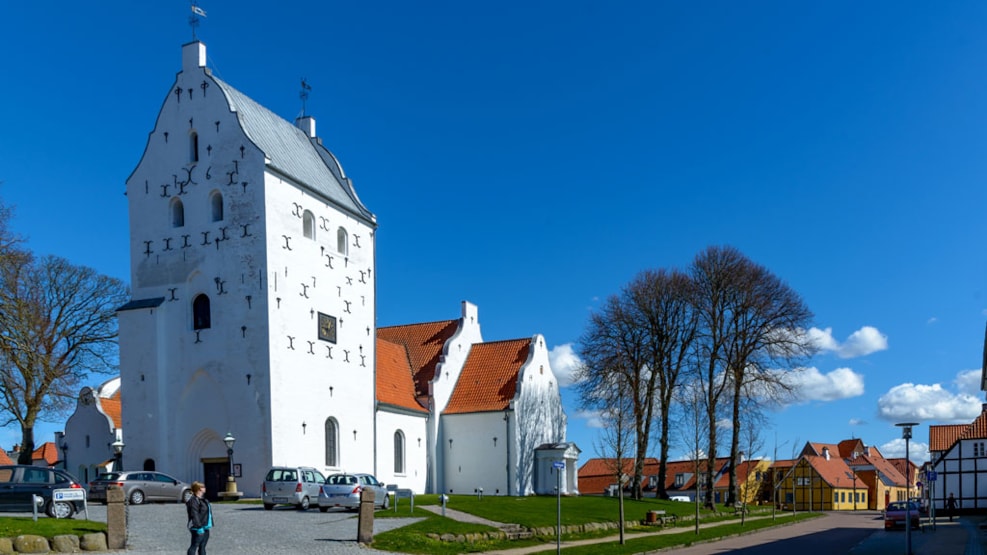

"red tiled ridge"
[444,338,531,414]
[376,338,427,413]
[929,424,967,452]
[32,442,59,466]
[959,409,987,441]
[378,320,459,399]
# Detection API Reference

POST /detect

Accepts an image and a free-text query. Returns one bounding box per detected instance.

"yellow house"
[773,441,910,511]
[713,459,771,505]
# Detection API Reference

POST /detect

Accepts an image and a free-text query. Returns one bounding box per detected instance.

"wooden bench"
[643,510,678,527]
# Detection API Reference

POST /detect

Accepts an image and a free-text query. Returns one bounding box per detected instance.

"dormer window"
[171,198,185,228]
[210,191,224,222]
[189,131,199,163]
[303,210,315,240]
[336,227,348,255]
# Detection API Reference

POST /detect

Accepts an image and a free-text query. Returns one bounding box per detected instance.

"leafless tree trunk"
[678,380,708,534]
[739,403,765,526]
[590,373,634,545]
[692,246,814,506]
[0,254,128,463]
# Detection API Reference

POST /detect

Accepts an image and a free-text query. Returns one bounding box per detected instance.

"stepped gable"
[958,408,987,441]
[378,320,459,399]
[444,338,530,414]
[376,337,428,413]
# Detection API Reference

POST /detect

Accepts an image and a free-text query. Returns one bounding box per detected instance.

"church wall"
[262,170,376,475]
[443,412,511,495]
[375,410,428,493]
[63,393,116,484]
[513,335,567,495]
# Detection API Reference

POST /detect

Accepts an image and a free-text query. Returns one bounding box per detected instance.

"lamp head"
[224,432,236,450]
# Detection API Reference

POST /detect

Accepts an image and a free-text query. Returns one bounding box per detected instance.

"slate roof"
[444,339,531,414]
[378,320,460,399]
[376,338,428,413]
[210,75,375,225]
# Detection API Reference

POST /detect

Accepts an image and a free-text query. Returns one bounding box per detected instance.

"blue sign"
[553,461,565,469]
[926,471,937,482]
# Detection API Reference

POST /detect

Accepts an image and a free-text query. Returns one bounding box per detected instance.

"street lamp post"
[219,432,242,500]
[111,439,125,472]
[897,422,919,555]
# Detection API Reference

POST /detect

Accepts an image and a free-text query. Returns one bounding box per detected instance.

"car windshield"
[888,502,915,511]
[326,474,357,485]
[95,473,121,481]
[265,469,297,482]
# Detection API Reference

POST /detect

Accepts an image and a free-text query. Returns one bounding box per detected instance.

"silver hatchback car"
[261,466,326,511]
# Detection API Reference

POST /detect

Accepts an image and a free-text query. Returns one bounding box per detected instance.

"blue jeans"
[187,529,209,555]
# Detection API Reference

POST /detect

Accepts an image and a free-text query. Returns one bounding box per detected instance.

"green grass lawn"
[0,516,106,538]
[371,495,809,554]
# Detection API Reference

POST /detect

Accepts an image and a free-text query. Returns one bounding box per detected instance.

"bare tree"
[0,254,128,463]
[626,269,698,500]
[677,380,708,534]
[576,295,651,499]
[738,401,766,525]
[589,372,635,545]
[691,246,814,506]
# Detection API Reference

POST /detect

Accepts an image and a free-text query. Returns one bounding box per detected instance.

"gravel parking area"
[32,502,419,554]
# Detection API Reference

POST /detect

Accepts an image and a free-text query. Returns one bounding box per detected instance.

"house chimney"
[296,116,316,138]
[182,41,206,72]
[822,447,830,460]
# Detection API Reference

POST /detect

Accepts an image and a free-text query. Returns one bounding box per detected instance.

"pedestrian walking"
[186,482,213,555]
[946,492,958,522]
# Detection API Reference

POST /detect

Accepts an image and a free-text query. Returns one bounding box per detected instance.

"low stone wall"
[0,532,108,553]
[426,520,646,544]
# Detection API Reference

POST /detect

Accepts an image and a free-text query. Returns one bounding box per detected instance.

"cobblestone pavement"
[64,501,419,554]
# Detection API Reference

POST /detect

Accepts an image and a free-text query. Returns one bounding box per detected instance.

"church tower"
[118,41,377,497]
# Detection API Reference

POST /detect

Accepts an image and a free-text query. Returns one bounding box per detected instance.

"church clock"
[317,312,337,343]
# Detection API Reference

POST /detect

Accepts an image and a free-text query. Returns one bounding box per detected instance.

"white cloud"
[716,418,733,431]
[549,343,582,388]
[927,317,938,325]
[789,367,865,402]
[808,326,888,358]
[954,369,982,397]
[575,409,605,429]
[877,383,982,422]
[879,438,930,466]
[849,418,867,426]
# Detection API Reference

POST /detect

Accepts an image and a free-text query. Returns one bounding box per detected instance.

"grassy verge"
[0,517,107,538]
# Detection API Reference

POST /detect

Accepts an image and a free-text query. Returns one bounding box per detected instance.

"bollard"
[106,485,127,549]
[440,494,448,517]
[357,488,375,544]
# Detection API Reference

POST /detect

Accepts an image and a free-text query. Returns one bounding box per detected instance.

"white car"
[669,495,691,502]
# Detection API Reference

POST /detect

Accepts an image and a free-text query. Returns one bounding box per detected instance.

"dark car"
[0,465,86,518]
[88,471,192,505]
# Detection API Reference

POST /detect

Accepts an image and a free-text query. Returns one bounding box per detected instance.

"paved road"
[64,502,420,554]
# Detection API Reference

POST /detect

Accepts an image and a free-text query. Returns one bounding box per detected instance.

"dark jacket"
[186,495,212,531]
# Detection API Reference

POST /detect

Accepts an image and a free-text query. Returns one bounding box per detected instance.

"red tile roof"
[378,320,459,398]
[32,442,59,466]
[100,398,122,429]
[959,408,987,441]
[0,449,14,465]
[930,424,967,452]
[444,339,531,414]
[376,338,428,413]
[713,460,764,488]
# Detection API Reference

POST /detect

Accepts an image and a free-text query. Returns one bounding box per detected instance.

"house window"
[189,131,199,162]
[210,191,224,222]
[337,227,348,255]
[192,294,211,330]
[674,473,685,487]
[85,435,90,448]
[303,210,316,240]
[171,198,185,228]
[394,431,405,474]
[325,417,339,467]
[834,492,838,504]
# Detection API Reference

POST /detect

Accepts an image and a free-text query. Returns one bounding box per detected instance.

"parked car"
[884,500,923,531]
[262,466,326,510]
[0,465,86,518]
[669,495,691,502]
[317,473,389,512]
[909,497,929,516]
[88,471,192,505]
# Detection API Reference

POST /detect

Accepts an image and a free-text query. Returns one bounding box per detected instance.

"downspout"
[504,408,510,495]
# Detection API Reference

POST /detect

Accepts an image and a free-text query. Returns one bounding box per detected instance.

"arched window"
[210,191,224,222]
[143,458,156,471]
[394,430,405,474]
[171,198,185,228]
[189,131,199,163]
[336,227,348,255]
[192,294,211,330]
[303,210,315,240]
[325,417,339,467]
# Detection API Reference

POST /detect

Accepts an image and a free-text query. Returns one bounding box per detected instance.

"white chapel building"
[61,40,574,499]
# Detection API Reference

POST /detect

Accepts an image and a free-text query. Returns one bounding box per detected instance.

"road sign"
[926,471,937,482]
[53,489,86,502]
[553,461,565,469]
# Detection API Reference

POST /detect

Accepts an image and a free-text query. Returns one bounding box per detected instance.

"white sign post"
[53,488,88,520]
[553,460,565,555]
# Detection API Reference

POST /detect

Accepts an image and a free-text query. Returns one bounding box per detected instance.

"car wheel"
[381,494,389,510]
[319,506,328,513]
[47,501,74,519]
[298,496,310,511]
[130,489,145,505]
[181,489,192,503]
[263,503,274,511]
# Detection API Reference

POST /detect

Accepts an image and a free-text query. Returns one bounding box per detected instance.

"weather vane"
[189,2,207,41]
[300,78,312,117]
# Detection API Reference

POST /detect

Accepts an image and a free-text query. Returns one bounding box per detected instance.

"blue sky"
[3,1,987,466]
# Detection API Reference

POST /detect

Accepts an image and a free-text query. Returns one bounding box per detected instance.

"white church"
[60,39,578,500]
